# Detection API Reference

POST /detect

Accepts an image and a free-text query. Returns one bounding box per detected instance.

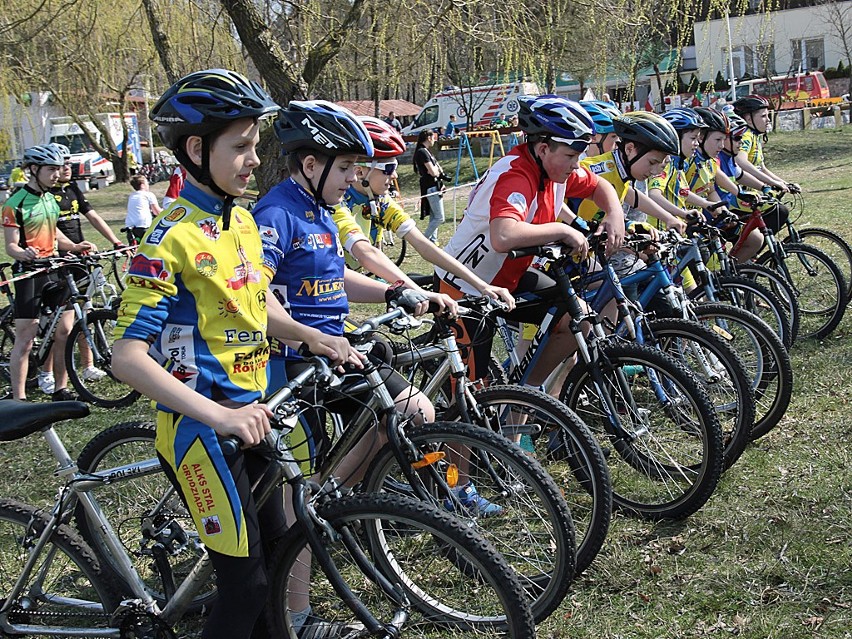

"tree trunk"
[140,0,180,84]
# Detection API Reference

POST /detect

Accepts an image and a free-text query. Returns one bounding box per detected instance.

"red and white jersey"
[437,144,598,293]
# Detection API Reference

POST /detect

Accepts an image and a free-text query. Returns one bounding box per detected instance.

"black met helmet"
[274,100,374,157]
[613,112,680,155]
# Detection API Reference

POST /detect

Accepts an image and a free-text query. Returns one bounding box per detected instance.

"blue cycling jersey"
[253,178,348,357]
[715,150,741,206]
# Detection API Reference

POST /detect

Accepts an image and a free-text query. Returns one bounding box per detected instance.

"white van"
[404,81,541,136]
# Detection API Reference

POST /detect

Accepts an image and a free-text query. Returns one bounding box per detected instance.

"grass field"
[1,128,851,638]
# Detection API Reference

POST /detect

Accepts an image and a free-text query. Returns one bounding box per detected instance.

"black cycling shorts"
[11,264,64,320]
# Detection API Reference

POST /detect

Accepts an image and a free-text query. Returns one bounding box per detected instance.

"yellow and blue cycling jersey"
[572,150,632,223]
[685,153,718,200]
[738,129,764,167]
[115,182,270,409]
[253,178,348,355]
[115,182,271,558]
[648,156,692,228]
[334,187,416,251]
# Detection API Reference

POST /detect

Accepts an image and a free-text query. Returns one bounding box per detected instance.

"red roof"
[336,99,422,118]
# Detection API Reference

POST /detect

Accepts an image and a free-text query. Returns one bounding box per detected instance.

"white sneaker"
[37,371,55,395]
[82,366,107,382]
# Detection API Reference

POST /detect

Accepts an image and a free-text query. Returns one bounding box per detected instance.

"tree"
[818,0,852,91]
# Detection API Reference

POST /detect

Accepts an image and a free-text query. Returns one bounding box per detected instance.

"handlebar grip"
[220,436,242,456]
[707,201,727,212]
[507,246,545,259]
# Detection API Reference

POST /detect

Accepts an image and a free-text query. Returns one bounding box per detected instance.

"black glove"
[737,190,760,205]
[786,182,802,194]
[385,281,429,313]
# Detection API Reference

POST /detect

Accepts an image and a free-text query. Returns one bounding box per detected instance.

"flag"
[645,97,654,112]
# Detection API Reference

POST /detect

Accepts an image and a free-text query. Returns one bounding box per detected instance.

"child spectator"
[125,174,162,240]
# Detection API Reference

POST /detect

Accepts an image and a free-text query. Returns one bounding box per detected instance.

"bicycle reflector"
[410,451,446,470]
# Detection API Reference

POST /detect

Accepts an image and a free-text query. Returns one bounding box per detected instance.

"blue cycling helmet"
[276,100,373,157]
[150,69,279,151]
[662,108,708,131]
[150,68,279,228]
[518,95,595,144]
[580,100,621,134]
[47,143,71,161]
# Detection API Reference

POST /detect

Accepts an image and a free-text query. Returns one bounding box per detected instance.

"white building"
[0,93,63,159]
[694,2,852,83]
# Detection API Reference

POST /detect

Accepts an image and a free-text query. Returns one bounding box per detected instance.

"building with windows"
[694,1,851,84]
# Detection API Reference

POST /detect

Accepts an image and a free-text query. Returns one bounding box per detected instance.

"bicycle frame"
[0,361,413,636]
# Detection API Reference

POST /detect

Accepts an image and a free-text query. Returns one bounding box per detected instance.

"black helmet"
[517,95,595,144]
[732,95,770,115]
[275,100,373,157]
[150,68,279,150]
[613,112,680,155]
[694,107,730,134]
[23,145,64,168]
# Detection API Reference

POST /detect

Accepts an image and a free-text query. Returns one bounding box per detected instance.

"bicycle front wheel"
[74,421,216,612]
[560,342,724,520]
[0,499,119,634]
[787,226,852,302]
[361,421,575,623]
[442,385,612,577]
[759,242,848,339]
[66,309,140,408]
[266,493,535,638]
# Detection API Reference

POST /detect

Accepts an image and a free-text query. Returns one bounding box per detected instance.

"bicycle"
[388,296,612,576]
[493,242,724,521]
[0,395,535,637]
[0,256,139,408]
[77,306,576,624]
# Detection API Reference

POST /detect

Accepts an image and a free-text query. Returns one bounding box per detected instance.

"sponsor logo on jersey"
[256,289,266,311]
[233,345,270,373]
[195,252,218,277]
[202,516,222,535]
[305,233,334,250]
[587,160,615,175]
[507,192,527,213]
[181,461,218,518]
[128,254,169,280]
[218,297,241,316]
[296,277,345,298]
[305,210,315,223]
[163,323,197,389]
[165,207,187,222]
[197,217,221,241]
[224,328,265,345]
[226,247,262,290]
[259,225,279,245]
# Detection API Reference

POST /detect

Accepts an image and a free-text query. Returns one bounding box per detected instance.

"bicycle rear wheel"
[560,342,724,520]
[74,421,216,612]
[66,309,140,408]
[361,421,575,623]
[0,499,119,634]
[266,493,535,638]
[443,385,612,576]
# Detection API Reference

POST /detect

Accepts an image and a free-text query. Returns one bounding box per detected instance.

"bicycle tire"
[733,262,801,344]
[645,318,755,470]
[689,274,794,350]
[361,421,575,623]
[65,308,140,408]
[757,242,848,339]
[74,421,216,613]
[265,493,535,638]
[109,250,130,293]
[443,385,612,576]
[384,235,407,267]
[786,226,852,302]
[691,303,793,440]
[0,498,120,634]
[560,342,724,520]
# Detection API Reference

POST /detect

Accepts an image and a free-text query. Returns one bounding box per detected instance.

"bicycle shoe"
[82,366,107,382]
[298,617,365,638]
[37,371,55,395]
[52,388,79,402]
[444,482,504,517]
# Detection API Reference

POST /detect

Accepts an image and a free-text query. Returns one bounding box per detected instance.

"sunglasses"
[731,135,744,142]
[359,161,398,175]
[550,134,592,153]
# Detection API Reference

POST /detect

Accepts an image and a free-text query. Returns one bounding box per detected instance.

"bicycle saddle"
[0,399,89,442]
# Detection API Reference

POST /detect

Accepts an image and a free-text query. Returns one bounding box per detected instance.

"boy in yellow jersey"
[333,116,515,308]
[112,70,358,639]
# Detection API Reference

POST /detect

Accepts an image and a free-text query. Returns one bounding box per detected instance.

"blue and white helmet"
[47,143,71,161]
[275,100,374,157]
[662,108,708,131]
[518,95,595,145]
